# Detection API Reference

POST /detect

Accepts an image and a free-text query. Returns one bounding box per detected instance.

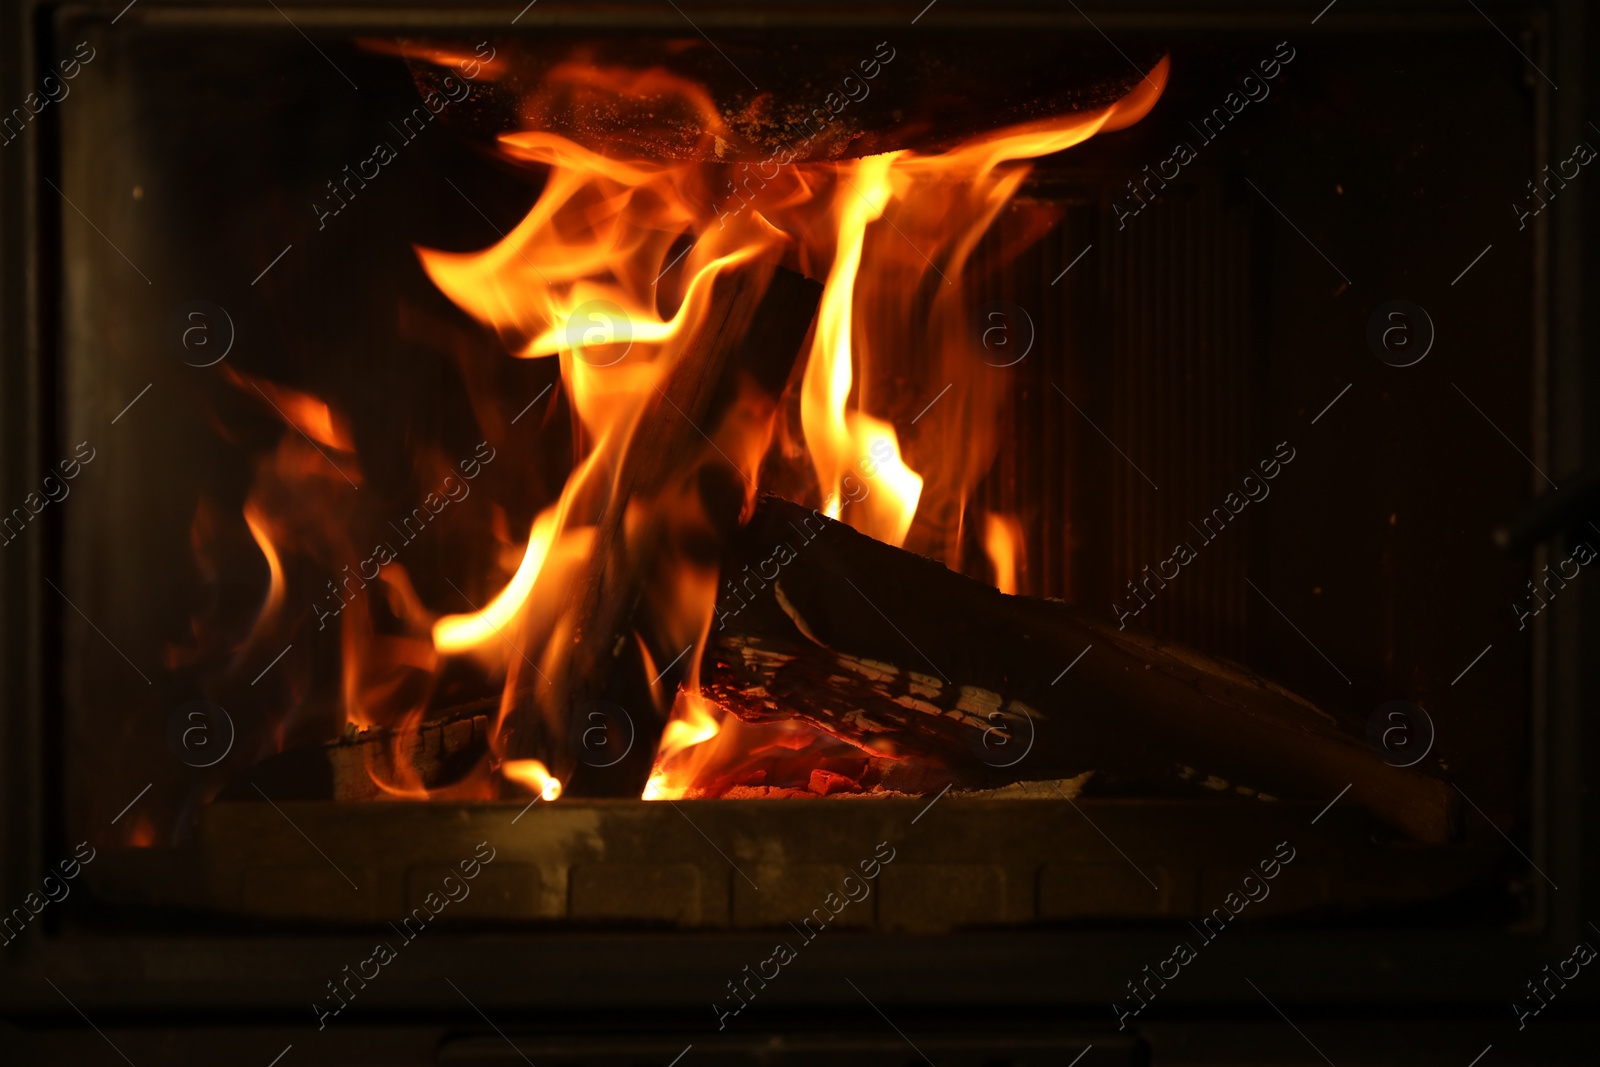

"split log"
[706,495,1459,843]
[501,264,822,795]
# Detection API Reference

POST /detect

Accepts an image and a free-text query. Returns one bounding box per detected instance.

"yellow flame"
[798,154,923,546]
[503,758,562,800]
[526,248,758,360]
[851,414,924,548]
[432,507,560,653]
[802,154,893,521]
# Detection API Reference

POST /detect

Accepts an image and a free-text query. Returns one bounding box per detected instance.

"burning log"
[234,487,1455,841]
[501,263,823,795]
[706,495,1458,843]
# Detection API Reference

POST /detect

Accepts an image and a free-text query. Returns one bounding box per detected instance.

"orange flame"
[416,53,1166,798]
[984,512,1025,595]
[242,502,286,641]
[229,366,356,454]
[642,690,723,800]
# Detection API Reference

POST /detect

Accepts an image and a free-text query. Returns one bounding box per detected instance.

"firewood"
[708,495,1459,843]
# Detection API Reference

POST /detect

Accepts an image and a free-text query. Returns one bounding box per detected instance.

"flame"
[175,49,1166,805]
[796,156,926,546]
[126,812,156,848]
[503,758,563,801]
[802,155,893,518]
[357,38,508,81]
[229,366,356,454]
[642,690,722,800]
[242,502,286,640]
[175,373,448,775]
[432,507,560,653]
[626,63,1165,791]
[984,512,1025,595]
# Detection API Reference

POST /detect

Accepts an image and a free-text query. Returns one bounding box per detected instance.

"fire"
[432,507,560,654]
[642,690,723,800]
[503,759,562,801]
[126,812,156,848]
[231,367,356,454]
[799,154,923,546]
[984,512,1025,595]
[175,48,1166,803]
[242,502,286,641]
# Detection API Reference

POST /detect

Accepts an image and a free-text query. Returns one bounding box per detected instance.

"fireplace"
[2,1,1596,1064]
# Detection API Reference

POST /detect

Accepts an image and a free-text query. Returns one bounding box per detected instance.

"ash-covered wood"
[708,495,1459,843]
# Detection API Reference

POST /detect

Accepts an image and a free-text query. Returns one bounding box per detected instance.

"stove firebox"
[2,2,1595,1065]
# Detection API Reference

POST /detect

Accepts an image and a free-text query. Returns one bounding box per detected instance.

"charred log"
[707,495,1458,843]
